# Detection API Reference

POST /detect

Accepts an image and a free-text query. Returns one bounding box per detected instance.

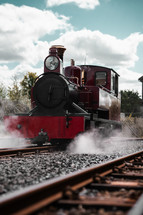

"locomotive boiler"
[4,45,121,145]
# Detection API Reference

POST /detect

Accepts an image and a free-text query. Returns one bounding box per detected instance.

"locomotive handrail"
[66,76,79,85]
[99,85,117,96]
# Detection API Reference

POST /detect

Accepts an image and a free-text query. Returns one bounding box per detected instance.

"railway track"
[0,145,65,158]
[1,150,143,214]
[0,137,142,158]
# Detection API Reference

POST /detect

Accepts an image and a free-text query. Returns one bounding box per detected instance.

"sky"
[0,0,143,95]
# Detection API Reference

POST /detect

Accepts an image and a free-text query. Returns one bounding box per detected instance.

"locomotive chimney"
[49,46,58,55]
[50,45,66,61]
[71,59,75,66]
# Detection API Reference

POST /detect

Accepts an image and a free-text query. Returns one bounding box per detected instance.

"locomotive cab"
[79,65,119,94]
[94,69,119,97]
[73,65,120,122]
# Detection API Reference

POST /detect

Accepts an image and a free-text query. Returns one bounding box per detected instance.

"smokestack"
[50,45,66,61]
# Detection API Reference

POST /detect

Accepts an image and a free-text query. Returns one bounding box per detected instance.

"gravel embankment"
[0,140,143,196]
[0,153,116,196]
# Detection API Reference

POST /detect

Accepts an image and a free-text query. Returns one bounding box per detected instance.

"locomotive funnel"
[50,45,66,61]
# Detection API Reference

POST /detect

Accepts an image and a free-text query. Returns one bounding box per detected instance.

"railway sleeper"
[43,159,143,214]
[45,184,142,215]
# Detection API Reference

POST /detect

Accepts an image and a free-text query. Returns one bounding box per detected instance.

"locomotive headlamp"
[45,56,59,70]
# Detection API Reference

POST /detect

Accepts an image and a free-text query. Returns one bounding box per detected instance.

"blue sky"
[0,0,143,94]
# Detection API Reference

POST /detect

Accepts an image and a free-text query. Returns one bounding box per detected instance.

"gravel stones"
[0,153,115,196]
[0,140,143,196]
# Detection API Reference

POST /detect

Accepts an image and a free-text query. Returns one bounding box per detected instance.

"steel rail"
[0,150,143,214]
[0,145,59,157]
[0,137,142,157]
[109,137,143,142]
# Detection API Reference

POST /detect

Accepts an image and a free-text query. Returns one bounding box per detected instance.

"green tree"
[20,72,37,99]
[8,76,21,102]
[121,90,141,116]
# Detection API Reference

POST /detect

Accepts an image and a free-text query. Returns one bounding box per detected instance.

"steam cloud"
[0,120,27,148]
[67,128,143,155]
[0,99,28,148]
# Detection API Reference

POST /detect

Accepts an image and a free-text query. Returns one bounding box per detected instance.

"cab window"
[111,71,118,95]
[95,71,106,86]
[111,72,115,92]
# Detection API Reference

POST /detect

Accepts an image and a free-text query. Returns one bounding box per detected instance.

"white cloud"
[50,29,143,93]
[0,3,143,94]
[0,4,72,64]
[50,29,143,68]
[0,64,43,88]
[0,65,11,85]
[46,0,100,9]
[117,68,142,94]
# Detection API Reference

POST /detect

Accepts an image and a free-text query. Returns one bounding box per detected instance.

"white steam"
[67,128,143,154]
[0,120,27,148]
[0,98,29,148]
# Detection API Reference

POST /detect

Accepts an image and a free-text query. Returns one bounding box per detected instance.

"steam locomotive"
[4,45,121,145]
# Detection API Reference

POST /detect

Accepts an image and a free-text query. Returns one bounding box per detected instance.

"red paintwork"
[4,46,121,143]
[4,115,85,141]
[78,86,99,110]
[65,65,120,121]
[77,65,114,91]
[44,46,66,74]
[64,66,82,85]
[65,65,118,91]
[78,86,120,121]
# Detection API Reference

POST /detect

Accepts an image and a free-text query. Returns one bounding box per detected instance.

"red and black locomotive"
[4,45,121,145]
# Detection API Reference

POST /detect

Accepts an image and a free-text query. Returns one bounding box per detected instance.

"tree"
[8,76,21,102]
[121,90,142,116]
[0,83,7,99]
[20,72,37,99]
